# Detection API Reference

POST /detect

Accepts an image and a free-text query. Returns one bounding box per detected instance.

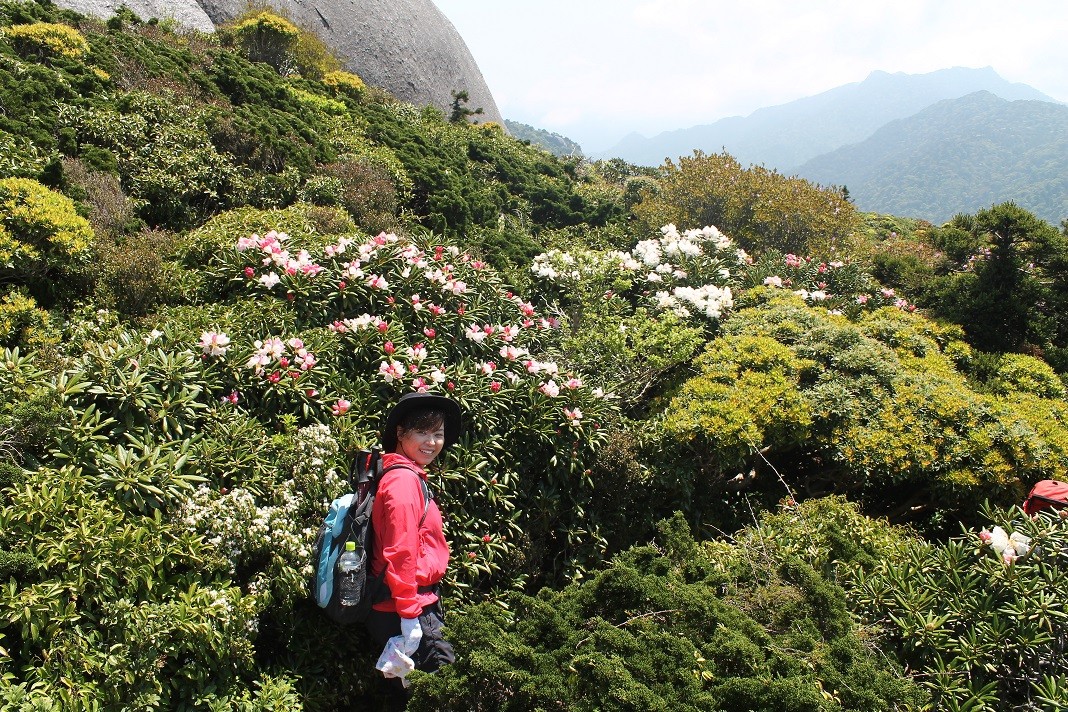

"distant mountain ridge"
[504,120,583,158]
[794,91,1068,225]
[599,67,1058,169]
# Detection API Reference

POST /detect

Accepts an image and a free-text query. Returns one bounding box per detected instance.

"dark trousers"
[364,600,455,710]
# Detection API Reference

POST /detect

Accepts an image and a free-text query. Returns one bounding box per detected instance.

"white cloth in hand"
[376,635,415,680]
[399,616,423,655]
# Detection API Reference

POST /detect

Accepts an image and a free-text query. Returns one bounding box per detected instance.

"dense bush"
[632,150,861,258]
[850,504,1068,710]
[408,512,926,711]
[0,176,94,305]
[656,286,1068,535]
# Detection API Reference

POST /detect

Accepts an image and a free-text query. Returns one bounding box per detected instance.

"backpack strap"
[378,463,432,525]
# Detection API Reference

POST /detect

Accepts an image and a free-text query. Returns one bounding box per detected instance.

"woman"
[364,392,461,705]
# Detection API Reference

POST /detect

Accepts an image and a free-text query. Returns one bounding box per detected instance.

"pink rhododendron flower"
[490,381,501,392]
[259,273,280,289]
[539,380,560,397]
[424,327,436,339]
[412,377,429,392]
[407,343,427,361]
[428,304,446,316]
[225,390,239,404]
[480,361,497,375]
[464,325,487,343]
[564,407,583,422]
[430,368,447,384]
[857,295,869,304]
[367,274,389,290]
[332,399,351,416]
[377,320,390,333]
[268,371,282,383]
[244,267,255,278]
[565,378,582,389]
[384,341,395,355]
[379,360,405,382]
[199,331,231,358]
[763,276,783,288]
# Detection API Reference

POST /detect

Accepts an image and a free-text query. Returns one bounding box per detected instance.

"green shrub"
[850,504,1068,709]
[0,177,94,304]
[408,513,926,711]
[633,150,860,258]
[321,69,364,95]
[3,22,88,60]
[0,289,54,349]
[223,10,300,74]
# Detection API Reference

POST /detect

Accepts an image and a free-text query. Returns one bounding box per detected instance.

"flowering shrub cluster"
[531,223,746,324]
[181,224,618,601]
[744,249,917,316]
[849,505,1068,709]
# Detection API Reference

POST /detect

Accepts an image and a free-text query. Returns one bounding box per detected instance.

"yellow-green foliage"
[841,376,1011,489]
[0,290,53,348]
[742,495,913,580]
[230,10,300,41]
[225,10,300,73]
[291,24,341,80]
[321,69,365,95]
[3,22,89,60]
[663,335,814,469]
[857,306,964,373]
[286,86,347,116]
[669,294,1068,527]
[0,177,94,271]
[633,150,859,257]
[990,352,1066,399]
[226,9,340,78]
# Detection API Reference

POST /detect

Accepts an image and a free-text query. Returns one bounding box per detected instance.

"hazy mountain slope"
[601,66,1057,168]
[504,119,584,158]
[795,91,1068,225]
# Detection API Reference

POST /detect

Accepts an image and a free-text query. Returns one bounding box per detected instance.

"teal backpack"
[311,447,429,625]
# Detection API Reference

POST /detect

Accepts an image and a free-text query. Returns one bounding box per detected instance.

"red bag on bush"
[1023,479,1068,515]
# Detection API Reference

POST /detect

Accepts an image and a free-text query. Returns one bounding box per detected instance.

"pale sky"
[432,1,1068,154]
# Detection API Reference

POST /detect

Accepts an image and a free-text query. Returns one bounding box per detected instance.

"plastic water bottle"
[337,541,364,606]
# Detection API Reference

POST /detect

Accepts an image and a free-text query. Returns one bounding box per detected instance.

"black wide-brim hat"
[382,392,463,453]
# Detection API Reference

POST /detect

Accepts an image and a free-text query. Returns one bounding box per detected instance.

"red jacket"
[370,452,450,618]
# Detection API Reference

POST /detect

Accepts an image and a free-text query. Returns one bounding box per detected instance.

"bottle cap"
[345,541,356,551]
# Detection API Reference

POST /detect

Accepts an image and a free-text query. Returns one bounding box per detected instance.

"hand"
[399,616,423,655]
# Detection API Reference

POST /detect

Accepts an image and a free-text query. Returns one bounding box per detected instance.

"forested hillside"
[796,91,1068,224]
[2,3,1068,710]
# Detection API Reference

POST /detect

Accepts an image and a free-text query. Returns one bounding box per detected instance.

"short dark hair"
[398,408,446,432]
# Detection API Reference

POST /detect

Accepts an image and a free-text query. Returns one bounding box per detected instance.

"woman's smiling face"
[395,420,445,468]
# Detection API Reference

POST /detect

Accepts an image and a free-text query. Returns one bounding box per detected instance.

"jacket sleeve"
[372,468,424,618]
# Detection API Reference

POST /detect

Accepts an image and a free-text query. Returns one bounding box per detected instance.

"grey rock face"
[57,0,215,32]
[53,0,503,125]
